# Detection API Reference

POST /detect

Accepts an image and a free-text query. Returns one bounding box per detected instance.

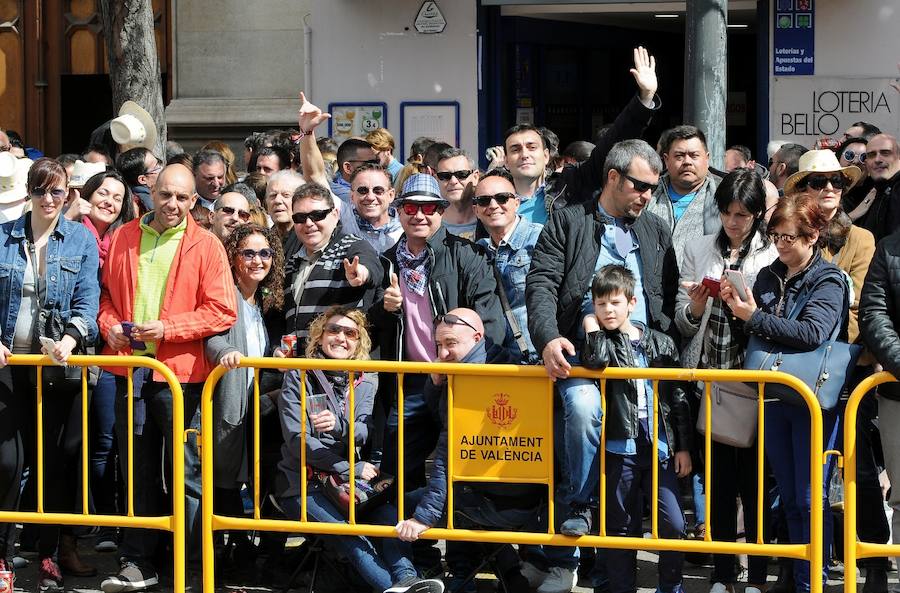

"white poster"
[771,77,899,145]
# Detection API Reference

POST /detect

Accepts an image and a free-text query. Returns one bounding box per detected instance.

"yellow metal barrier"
[844,371,898,593]
[201,358,826,593]
[1,354,186,592]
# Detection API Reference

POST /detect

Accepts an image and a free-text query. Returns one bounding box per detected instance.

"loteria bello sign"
[450,374,551,481]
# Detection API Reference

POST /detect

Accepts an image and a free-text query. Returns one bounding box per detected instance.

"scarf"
[82,216,111,268]
[395,237,430,296]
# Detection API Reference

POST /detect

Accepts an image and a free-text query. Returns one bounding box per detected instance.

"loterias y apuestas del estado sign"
[773,0,814,76]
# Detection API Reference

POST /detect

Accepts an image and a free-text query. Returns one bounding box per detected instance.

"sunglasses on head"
[435,169,473,182]
[355,185,388,196]
[473,192,516,207]
[324,322,360,340]
[842,150,867,164]
[218,205,252,221]
[621,172,659,194]
[399,202,444,216]
[803,174,847,191]
[292,208,333,224]
[239,248,274,262]
[433,313,479,333]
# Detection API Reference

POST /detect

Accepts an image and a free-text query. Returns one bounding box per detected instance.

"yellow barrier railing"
[843,371,898,593]
[201,358,827,593]
[2,355,186,592]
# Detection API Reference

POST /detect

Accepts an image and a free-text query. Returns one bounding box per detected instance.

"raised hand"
[629,46,658,104]
[298,91,332,133]
[343,256,370,287]
[383,272,403,312]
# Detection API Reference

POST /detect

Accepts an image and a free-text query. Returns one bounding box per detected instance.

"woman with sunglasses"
[276,305,444,593]
[836,136,875,219]
[721,193,850,593]
[675,169,777,593]
[204,223,285,545]
[0,158,100,590]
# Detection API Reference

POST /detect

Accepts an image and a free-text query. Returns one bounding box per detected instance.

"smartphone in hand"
[723,269,749,301]
[120,321,146,350]
[701,276,721,297]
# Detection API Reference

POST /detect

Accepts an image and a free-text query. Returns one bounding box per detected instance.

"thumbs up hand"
[384,272,403,312]
[343,256,369,287]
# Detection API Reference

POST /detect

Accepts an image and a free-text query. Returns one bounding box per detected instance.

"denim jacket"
[0,213,100,348]
[478,216,544,363]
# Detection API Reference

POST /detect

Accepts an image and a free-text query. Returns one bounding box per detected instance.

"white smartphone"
[723,269,749,301]
[38,336,66,366]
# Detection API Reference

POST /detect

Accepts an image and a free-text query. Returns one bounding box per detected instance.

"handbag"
[743,276,862,410]
[318,471,395,519]
[696,381,759,448]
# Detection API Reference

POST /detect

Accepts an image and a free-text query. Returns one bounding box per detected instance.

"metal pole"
[685,0,728,169]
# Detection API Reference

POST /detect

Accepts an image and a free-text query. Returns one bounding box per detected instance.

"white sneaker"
[745,587,763,593]
[536,566,576,593]
[520,560,549,588]
[710,583,734,593]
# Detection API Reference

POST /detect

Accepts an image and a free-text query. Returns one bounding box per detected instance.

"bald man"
[98,163,237,592]
[209,190,252,241]
[860,134,900,242]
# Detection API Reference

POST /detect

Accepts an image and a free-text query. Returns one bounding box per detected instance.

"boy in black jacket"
[583,265,692,593]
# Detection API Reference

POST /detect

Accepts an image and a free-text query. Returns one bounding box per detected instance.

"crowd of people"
[0,46,900,593]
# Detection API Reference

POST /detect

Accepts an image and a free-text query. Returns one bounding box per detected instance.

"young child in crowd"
[582,264,692,593]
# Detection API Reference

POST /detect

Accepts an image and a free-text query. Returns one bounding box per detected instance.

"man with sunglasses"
[434,147,479,240]
[331,138,380,202]
[98,164,237,591]
[859,134,900,243]
[373,173,507,495]
[209,191,252,242]
[116,147,162,212]
[350,162,403,252]
[527,139,678,542]
[283,183,382,347]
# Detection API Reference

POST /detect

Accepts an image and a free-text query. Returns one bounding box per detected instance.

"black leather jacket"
[583,323,692,455]
[860,231,900,400]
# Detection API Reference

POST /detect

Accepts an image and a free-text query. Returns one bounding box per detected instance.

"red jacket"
[98,214,237,383]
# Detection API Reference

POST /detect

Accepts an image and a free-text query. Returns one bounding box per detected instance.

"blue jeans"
[764,401,840,592]
[381,378,440,492]
[555,375,602,508]
[279,489,416,590]
[91,370,119,515]
[113,373,203,568]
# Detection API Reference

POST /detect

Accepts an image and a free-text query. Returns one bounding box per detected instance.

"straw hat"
[0,153,33,222]
[783,149,862,196]
[68,159,107,189]
[110,100,157,151]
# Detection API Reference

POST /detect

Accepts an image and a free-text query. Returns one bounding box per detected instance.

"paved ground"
[7,531,880,592]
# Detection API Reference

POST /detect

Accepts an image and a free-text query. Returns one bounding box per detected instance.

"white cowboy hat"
[110,100,157,152]
[783,149,863,196]
[68,159,107,189]
[0,153,33,222]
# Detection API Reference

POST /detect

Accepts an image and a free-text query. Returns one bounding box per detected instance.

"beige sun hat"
[110,100,157,151]
[0,153,33,222]
[783,149,862,196]
[68,159,107,189]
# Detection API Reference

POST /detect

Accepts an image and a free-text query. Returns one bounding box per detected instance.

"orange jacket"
[98,214,237,383]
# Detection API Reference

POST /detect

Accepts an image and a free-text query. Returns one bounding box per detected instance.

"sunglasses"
[435,169,473,182]
[622,172,659,194]
[433,313,479,333]
[348,158,381,166]
[355,185,388,196]
[768,232,799,245]
[473,192,516,207]
[842,150,867,164]
[31,187,67,200]
[292,208,333,224]
[218,205,252,221]
[399,202,444,216]
[324,322,360,340]
[240,248,274,262]
[803,174,847,191]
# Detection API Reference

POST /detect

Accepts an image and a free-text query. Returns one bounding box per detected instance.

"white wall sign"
[415,1,446,34]
[400,102,459,162]
[771,77,899,144]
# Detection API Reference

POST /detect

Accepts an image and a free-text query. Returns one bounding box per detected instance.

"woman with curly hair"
[204,223,285,528]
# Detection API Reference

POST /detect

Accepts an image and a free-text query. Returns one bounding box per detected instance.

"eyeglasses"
[324,323,360,340]
[803,174,847,191]
[621,172,659,194]
[240,248,274,262]
[842,150,867,164]
[218,205,252,221]
[473,192,516,207]
[768,232,799,245]
[31,187,67,200]
[355,185,388,196]
[292,208,333,224]
[435,170,473,182]
[433,313,479,333]
[145,164,163,175]
[399,202,444,216]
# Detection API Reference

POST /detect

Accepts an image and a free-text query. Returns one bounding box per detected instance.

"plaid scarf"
[395,237,430,296]
[704,247,750,369]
